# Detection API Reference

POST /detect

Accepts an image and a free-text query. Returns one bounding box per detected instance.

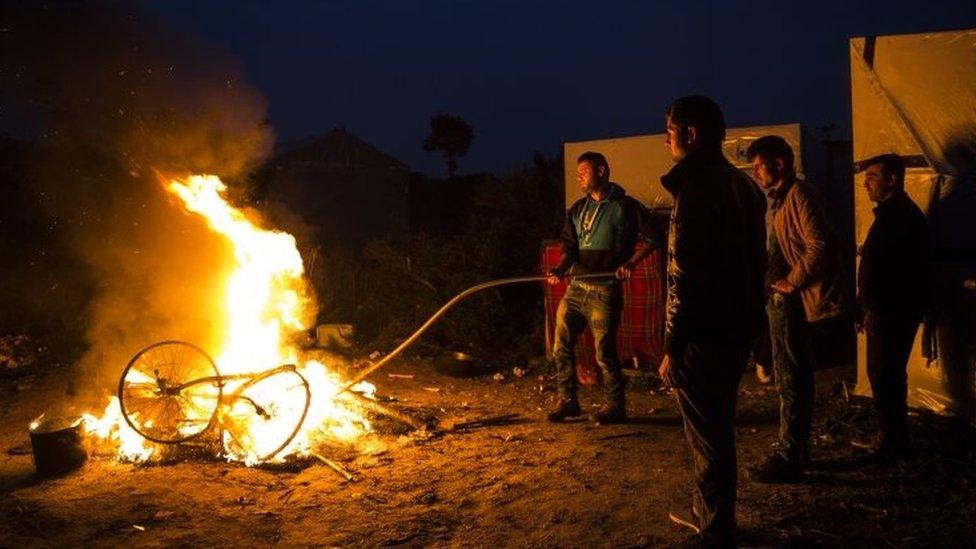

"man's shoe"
[546,399,581,422]
[866,441,915,464]
[675,533,709,549]
[748,452,805,483]
[668,506,701,534]
[591,405,627,425]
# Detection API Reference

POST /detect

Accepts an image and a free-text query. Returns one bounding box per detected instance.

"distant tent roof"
[850,29,976,176]
[275,128,410,172]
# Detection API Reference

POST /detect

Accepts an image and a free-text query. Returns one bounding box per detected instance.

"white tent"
[563,124,801,211]
[851,28,976,417]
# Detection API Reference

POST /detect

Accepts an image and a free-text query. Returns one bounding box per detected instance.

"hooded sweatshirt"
[553,182,655,278]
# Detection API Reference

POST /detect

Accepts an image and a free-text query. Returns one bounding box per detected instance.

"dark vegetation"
[423,113,475,179]
[0,136,89,371]
[309,152,566,362]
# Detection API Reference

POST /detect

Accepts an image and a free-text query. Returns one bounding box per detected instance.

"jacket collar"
[767,174,796,209]
[661,147,728,197]
[873,189,909,216]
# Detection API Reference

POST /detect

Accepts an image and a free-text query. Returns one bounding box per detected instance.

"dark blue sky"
[37,1,976,175]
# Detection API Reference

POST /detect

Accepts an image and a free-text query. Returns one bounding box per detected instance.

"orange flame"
[89,174,373,464]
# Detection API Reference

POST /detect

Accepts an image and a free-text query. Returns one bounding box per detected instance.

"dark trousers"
[767,293,815,461]
[674,340,749,547]
[866,314,920,447]
[552,280,624,405]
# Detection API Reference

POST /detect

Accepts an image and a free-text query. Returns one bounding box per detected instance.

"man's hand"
[770,278,796,295]
[615,261,636,280]
[658,354,680,389]
[546,269,564,286]
[862,310,879,336]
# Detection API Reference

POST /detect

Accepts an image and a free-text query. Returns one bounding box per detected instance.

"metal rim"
[117,340,222,445]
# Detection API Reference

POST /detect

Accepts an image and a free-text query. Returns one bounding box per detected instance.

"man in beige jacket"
[745,136,848,483]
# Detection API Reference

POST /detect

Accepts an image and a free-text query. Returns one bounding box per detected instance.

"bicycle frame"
[118,343,312,462]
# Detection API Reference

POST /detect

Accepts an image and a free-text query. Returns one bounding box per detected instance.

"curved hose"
[340,271,616,392]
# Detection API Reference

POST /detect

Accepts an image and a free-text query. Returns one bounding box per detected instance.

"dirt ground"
[1,355,974,548]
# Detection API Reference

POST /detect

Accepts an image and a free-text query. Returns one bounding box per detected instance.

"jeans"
[767,293,815,461]
[552,280,624,406]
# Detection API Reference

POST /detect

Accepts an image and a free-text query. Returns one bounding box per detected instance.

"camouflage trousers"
[552,280,624,406]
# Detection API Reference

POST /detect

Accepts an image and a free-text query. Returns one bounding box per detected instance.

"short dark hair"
[577,151,610,179]
[666,96,726,148]
[863,153,906,187]
[746,135,795,171]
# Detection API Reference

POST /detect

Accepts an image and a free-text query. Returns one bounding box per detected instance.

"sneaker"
[590,404,627,425]
[668,506,701,534]
[755,363,773,385]
[866,441,915,464]
[675,533,709,549]
[591,405,627,425]
[748,452,805,483]
[546,399,581,422]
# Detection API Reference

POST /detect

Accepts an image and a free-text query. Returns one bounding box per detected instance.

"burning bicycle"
[117,340,312,463]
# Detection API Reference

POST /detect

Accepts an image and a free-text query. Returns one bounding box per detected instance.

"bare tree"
[423,113,474,178]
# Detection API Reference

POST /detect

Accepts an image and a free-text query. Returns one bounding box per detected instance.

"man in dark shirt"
[546,151,655,424]
[858,153,928,460]
[658,96,767,547]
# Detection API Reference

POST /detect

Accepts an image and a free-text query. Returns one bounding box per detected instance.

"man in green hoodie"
[546,151,656,424]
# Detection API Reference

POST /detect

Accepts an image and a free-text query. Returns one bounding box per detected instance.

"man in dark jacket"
[746,136,848,483]
[858,153,928,460]
[547,151,656,424]
[658,96,767,547]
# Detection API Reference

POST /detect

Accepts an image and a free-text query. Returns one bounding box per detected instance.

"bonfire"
[82,174,376,465]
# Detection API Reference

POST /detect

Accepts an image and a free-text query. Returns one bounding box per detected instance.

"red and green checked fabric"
[541,241,665,386]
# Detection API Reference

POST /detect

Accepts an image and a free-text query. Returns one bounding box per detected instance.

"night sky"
[11,1,976,176]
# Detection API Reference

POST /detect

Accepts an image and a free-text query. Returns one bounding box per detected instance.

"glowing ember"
[88,174,373,464]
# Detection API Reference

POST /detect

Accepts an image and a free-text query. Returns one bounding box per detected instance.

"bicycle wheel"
[118,340,221,444]
[220,366,311,463]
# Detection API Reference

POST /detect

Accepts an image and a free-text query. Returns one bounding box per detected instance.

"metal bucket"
[29,415,88,477]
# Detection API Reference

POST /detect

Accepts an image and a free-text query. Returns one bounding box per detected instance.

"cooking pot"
[29,415,87,477]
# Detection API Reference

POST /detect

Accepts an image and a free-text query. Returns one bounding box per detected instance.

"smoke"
[1,1,274,403]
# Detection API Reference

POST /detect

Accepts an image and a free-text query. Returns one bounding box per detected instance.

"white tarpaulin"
[563,124,801,211]
[851,28,976,419]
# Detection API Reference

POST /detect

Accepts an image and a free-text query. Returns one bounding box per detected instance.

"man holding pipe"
[547,151,656,425]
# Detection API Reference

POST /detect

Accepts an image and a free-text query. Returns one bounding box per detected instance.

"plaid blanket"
[541,241,664,386]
